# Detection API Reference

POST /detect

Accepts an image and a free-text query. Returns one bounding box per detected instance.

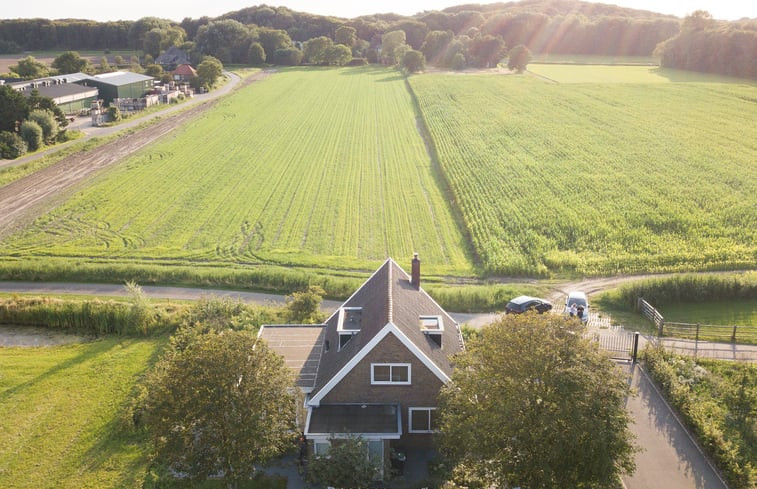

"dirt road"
[0,70,272,238]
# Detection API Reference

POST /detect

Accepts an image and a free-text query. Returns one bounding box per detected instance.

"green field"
[410,73,757,275]
[1,65,755,286]
[0,338,163,488]
[660,299,757,327]
[0,67,472,276]
[527,64,753,83]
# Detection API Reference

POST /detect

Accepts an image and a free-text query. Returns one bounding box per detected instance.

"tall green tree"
[51,51,93,74]
[438,313,638,489]
[28,109,59,144]
[402,49,426,73]
[20,120,43,151]
[196,56,223,88]
[334,25,357,47]
[0,85,30,132]
[303,36,333,65]
[507,44,532,72]
[10,55,49,79]
[380,30,407,65]
[143,328,299,488]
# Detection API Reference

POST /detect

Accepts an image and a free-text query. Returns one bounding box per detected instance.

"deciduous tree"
[438,313,638,489]
[285,285,325,323]
[28,109,59,144]
[10,55,49,79]
[335,25,357,47]
[196,56,223,88]
[20,120,43,151]
[51,51,93,74]
[142,328,298,487]
[507,44,532,72]
[0,84,30,132]
[402,49,425,73]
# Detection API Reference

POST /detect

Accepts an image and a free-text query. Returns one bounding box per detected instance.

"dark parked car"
[505,296,553,314]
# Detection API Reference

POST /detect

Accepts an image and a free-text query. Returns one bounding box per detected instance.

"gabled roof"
[83,71,154,86]
[156,46,191,66]
[172,64,197,77]
[308,258,463,405]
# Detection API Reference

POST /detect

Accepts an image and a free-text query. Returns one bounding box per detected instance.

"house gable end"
[308,322,450,407]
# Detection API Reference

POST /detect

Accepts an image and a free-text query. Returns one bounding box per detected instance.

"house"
[172,64,197,82]
[258,255,464,474]
[156,46,191,71]
[75,71,154,105]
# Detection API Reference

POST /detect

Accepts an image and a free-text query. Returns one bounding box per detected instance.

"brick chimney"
[411,253,420,288]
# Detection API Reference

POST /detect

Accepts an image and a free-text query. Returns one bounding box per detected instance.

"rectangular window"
[409,408,438,433]
[314,441,330,456]
[371,363,411,385]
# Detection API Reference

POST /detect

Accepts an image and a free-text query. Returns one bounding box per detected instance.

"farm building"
[10,73,98,115]
[156,46,191,71]
[172,64,197,82]
[76,71,154,105]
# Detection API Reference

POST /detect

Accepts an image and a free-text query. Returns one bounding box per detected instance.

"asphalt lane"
[622,363,729,489]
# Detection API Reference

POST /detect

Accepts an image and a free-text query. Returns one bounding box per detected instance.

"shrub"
[0,130,27,159]
[642,347,756,489]
[107,105,121,122]
[20,120,43,151]
[28,109,59,143]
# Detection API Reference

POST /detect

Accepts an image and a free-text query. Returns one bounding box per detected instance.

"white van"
[564,291,589,323]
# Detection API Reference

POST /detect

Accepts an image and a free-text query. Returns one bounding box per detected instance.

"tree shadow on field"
[0,338,119,402]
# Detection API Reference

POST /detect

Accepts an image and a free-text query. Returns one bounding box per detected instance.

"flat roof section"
[259,324,326,391]
[306,403,402,436]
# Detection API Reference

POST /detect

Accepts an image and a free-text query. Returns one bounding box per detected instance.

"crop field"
[410,73,757,275]
[0,338,163,488]
[0,67,472,276]
[528,63,753,83]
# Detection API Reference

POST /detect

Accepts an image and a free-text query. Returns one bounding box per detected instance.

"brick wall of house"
[321,331,446,448]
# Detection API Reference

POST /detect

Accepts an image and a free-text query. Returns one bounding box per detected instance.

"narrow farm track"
[0,70,271,238]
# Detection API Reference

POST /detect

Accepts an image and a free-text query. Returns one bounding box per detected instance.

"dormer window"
[337,307,362,351]
[420,315,443,348]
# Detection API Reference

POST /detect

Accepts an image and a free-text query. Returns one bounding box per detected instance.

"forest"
[1,1,754,78]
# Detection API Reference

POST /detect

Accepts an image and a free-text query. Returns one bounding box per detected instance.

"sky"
[3,0,755,23]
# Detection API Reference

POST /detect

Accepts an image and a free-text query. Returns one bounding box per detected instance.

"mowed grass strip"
[0,337,164,488]
[410,72,757,275]
[1,66,471,275]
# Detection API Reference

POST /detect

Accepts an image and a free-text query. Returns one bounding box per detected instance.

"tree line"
[0,1,681,60]
[655,11,757,79]
[2,3,755,78]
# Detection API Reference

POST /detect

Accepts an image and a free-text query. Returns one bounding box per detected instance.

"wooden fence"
[637,297,756,344]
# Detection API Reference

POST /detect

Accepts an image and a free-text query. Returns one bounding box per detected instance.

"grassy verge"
[0,258,544,313]
[642,347,756,489]
[0,337,165,488]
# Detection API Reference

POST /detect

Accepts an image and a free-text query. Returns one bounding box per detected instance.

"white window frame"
[371,363,411,385]
[409,407,438,433]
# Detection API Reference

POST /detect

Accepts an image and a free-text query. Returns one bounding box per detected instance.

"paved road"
[622,362,729,489]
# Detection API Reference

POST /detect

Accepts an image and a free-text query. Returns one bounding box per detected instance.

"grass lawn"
[659,299,757,326]
[0,337,165,488]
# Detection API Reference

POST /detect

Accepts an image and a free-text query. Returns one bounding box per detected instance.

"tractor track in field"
[0,69,273,239]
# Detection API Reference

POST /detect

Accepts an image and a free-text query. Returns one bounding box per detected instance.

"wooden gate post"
[632,332,640,363]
